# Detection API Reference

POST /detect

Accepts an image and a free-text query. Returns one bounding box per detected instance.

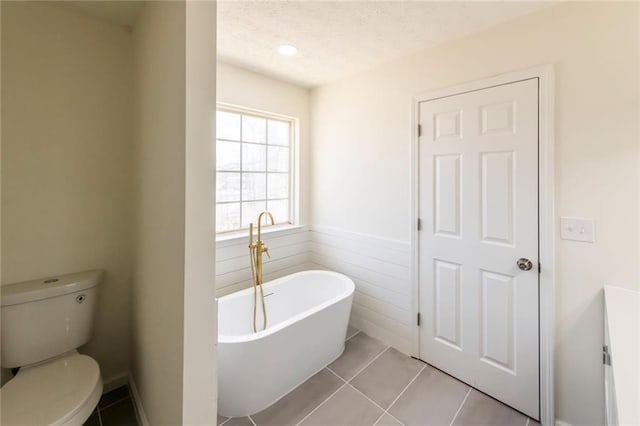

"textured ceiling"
[218,1,554,88]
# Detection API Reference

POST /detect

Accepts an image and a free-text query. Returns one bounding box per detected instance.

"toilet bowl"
[1,270,104,425]
[1,352,102,426]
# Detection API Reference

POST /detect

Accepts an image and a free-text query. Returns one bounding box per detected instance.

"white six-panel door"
[418,78,539,419]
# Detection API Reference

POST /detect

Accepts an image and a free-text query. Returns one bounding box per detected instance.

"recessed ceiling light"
[278,44,298,56]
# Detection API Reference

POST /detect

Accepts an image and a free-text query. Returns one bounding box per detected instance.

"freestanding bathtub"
[217,270,355,417]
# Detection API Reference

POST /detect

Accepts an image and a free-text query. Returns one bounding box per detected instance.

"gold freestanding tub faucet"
[249,211,275,332]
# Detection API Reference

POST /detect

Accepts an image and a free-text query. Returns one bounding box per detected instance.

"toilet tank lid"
[1,270,103,307]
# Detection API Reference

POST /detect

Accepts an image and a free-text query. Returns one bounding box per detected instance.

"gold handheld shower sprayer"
[249,211,275,332]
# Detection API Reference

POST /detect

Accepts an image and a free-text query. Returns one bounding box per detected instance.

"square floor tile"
[99,385,131,409]
[374,413,402,426]
[83,410,100,426]
[218,414,229,425]
[299,385,382,426]
[252,369,343,426]
[351,348,424,409]
[329,333,387,381]
[388,366,469,426]
[100,398,138,426]
[452,389,527,426]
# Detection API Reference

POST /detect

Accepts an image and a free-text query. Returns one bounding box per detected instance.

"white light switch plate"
[560,217,595,243]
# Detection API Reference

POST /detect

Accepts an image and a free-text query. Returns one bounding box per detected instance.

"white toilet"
[1,270,104,426]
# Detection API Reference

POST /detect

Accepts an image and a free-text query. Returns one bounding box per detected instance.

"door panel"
[434,259,462,349]
[434,155,462,237]
[480,269,516,373]
[419,79,539,419]
[481,151,515,245]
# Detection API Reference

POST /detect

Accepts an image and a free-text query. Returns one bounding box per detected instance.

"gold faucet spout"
[257,211,275,242]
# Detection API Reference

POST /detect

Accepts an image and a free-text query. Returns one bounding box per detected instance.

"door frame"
[410,65,555,425]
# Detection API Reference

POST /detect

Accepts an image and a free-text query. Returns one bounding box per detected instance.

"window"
[216,106,294,234]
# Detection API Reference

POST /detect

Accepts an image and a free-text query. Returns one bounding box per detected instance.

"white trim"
[216,224,306,245]
[102,372,129,394]
[216,101,297,123]
[410,65,555,426]
[128,374,150,426]
[538,64,556,426]
[410,91,421,359]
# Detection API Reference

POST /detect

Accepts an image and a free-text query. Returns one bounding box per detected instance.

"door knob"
[517,258,533,271]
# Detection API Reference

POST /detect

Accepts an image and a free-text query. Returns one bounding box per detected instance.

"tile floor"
[84,385,139,426]
[218,328,540,426]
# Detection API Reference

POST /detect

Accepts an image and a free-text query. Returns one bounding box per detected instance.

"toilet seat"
[1,353,102,426]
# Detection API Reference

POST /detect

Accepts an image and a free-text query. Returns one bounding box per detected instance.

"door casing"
[410,65,555,426]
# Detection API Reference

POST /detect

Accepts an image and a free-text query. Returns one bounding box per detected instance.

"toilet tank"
[1,270,102,368]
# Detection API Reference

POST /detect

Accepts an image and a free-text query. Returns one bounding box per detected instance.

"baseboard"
[102,372,129,393]
[555,420,573,426]
[128,374,150,426]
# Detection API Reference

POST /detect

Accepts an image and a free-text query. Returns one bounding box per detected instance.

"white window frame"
[215,102,300,240]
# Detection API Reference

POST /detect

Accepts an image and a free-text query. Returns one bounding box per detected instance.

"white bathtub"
[217,270,355,417]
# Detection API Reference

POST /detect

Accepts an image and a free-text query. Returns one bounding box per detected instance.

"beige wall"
[183,1,217,423]
[131,2,186,424]
[131,1,218,424]
[217,62,311,226]
[310,3,639,425]
[1,2,217,421]
[1,1,133,386]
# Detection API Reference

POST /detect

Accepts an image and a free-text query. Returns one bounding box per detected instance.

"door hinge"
[417,124,422,137]
[538,263,541,273]
[417,312,421,326]
[417,218,422,231]
[603,345,612,366]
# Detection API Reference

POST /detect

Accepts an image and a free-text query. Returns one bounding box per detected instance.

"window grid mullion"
[239,115,243,228]
[217,197,287,206]
[264,117,268,223]
[216,169,287,174]
[216,137,289,148]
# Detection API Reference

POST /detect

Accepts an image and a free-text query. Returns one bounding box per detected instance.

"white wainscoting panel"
[215,227,315,297]
[310,226,413,354]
